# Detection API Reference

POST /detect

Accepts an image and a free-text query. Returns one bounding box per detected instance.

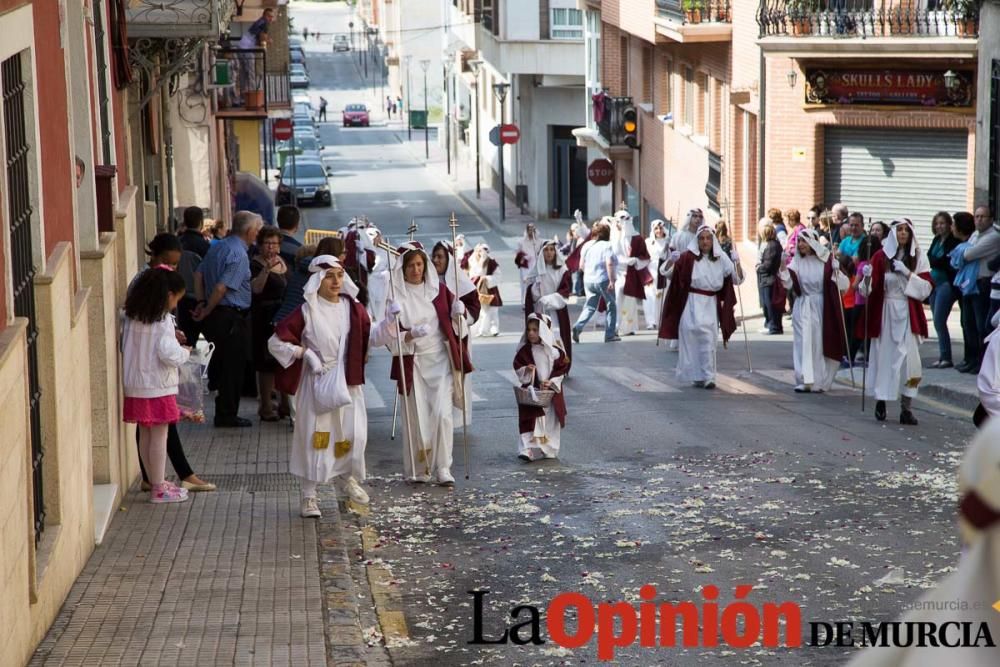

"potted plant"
[952,0,979,36]
[683,0,704,24]
[786,0,816,36]
[715,1,731,22]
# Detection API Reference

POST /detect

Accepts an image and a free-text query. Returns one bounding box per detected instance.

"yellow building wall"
[233,119,263,176]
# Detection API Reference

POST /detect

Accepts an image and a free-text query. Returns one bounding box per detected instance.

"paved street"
[29,2,983,666]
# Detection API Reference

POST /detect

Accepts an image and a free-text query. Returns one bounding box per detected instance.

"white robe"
[677,255,737,383]
[613,234,648,335]
[978,329,1000,419]
[391,281,456,477]
[782,257,848,391]
[644,237,668,327]
[861,264,932,402]
[440,269,476,429]
[470,259,500,337]
[517,237,544,291]
[268,299,368,483]
[368,252,390,324]
[515,344,563,458]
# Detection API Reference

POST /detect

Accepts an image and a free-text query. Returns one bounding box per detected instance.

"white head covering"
[391,242,440,301]
[432,240,476,297]
[648,220,668,244]
[611,209,636,245]
[883,218,919,259]
[522,223,537,240]
[687,224,724,258]
[684,209,704,234]
[303,255,359,306]
[520,312,561,361]
[789,227,831,274]
[525,240,566,290]
[365,226,380,243]
[470,243,492,275]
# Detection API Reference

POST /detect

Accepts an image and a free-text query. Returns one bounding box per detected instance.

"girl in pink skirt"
[122,266,192,503]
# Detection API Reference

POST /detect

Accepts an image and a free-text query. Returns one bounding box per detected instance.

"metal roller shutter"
[823,128,969,249]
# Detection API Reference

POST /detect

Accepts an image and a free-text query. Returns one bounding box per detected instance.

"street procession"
[9,0,1000,665]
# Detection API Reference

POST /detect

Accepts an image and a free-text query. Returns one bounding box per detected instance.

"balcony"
[126,0,235,39]
[215,47,270,119]
[477,26,585,77]
[655,0,733,42]
[266,72,290,110]
[758,0,979,39]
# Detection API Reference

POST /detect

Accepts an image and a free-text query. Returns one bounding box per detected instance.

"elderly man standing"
[194,211,262,427]
[961,206,1000,372]
[829,202,849,245]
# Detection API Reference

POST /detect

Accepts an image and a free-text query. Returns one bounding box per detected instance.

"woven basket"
[478,292,495,305]
[513,369,555,408]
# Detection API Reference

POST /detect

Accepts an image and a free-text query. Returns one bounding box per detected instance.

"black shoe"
[572,328,581,344]
[704,381,716,390]
[899,410,918,426]
[955,362,974,373]
[215,416,252,428]
[875,400,886,422]
[960,364,981,375]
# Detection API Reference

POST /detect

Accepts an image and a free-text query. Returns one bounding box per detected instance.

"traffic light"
[621,105,639,148]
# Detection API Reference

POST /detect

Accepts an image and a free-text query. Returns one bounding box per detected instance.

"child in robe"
[513,313,568,462]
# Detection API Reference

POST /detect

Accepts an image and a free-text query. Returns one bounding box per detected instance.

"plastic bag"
[177,342,214,423]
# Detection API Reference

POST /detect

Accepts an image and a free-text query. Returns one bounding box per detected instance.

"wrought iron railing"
[126,0,236,39]
[658,0,733,23]
[216,47,269,114]
[758,0,980,37]
[266,72,290,108]
[595,94,635,146]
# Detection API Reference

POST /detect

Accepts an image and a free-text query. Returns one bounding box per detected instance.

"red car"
[342,103,370,127]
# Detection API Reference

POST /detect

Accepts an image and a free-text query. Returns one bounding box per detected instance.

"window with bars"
[2,51,44,546]
[550,8,583,39]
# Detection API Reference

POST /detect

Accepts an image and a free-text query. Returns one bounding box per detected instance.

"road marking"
[592,366,681,393]
[715,373,779,396]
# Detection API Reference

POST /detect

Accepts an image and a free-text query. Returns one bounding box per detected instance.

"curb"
[919,382,980,413]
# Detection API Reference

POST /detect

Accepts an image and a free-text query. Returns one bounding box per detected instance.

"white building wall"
[975,0,1000,207]
[505,0,540,40]
[396,0,446,115]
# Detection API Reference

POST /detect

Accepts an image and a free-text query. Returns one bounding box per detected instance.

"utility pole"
[421,59,430,160]
[469,59,483,198]
[405,55,412,140]
[443,58,453,175]
[493,81,510,222]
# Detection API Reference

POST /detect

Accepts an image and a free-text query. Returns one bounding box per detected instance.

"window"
[706,150,721,213]
[660,58,673,118]
[683,66,694,128]
[641,46,652,104]
[620,36,629,96]
[551,8,583,39]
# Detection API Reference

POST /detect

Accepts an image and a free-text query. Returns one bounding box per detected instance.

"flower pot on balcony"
[956,17,977,36]
[245,89,265,110]
[789,17,812,35]
[685,9,702,24]
[715,8,731,22]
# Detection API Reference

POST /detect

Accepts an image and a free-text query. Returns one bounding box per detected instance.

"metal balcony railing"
[216,47,269,115]
[595,94,634,146]
[126,0,235,39]
[658,0,733,23]
[758,0,980,38]
[266,72,290,109]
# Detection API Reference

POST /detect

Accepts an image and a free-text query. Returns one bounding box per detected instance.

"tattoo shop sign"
[805,69,973,107]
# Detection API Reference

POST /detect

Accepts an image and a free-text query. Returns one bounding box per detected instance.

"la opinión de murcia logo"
[467,587,997,661]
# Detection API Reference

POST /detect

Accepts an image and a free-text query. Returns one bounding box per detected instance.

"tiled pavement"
[29,411,389,666]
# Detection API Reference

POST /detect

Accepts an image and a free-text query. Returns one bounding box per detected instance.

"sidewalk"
[29,413,389,666]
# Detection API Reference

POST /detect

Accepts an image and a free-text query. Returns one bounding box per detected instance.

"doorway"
[551,125,588,219]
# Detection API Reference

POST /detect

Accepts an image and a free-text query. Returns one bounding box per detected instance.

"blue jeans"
[973,279,993,363]
[572,270,585,296]
[573,279,617,341]
[931,282,960,362]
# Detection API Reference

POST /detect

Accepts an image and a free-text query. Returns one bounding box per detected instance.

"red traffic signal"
[621,106,638,149]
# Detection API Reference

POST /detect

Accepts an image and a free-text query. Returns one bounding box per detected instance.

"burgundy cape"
[513,344,568,434]
[565,231,594,274]
[657,251,738,344]
[514,249,530,270]
[472,257,503,307]
[389,284,475,396]
[789,258,848,363]
[523,270,573,365]
[623,235,653,299]
[854,250,932,340]
[460,249,473,271]
[272,297,372,396]
[343,230,376,287]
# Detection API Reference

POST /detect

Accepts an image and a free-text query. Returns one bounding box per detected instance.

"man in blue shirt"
[194,211,261,427]
[571,221,620,343]
[837,212,866,260]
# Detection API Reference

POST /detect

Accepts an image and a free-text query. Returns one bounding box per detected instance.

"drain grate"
[192,472,300,492]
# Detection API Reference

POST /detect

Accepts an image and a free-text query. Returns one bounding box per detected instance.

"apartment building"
[976,0,1000,214]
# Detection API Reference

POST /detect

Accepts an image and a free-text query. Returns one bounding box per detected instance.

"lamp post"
[405,55,412,140]
[443,56,454,176]
[493,81,510,222]
[468,59,483,198]
[420,59,430,160]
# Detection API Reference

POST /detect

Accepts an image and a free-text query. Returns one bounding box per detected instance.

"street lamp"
[443,55,454,176]
[468,59,483,198]
[493,81,510,222]
[405,55,413,140]
[421,59,430,160]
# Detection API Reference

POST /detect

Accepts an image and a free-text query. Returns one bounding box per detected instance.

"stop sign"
[588,159,614,186]
[500,124,520,145]
[273,118,293,141]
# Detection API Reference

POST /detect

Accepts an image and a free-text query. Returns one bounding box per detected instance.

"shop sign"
[804,69,973,107]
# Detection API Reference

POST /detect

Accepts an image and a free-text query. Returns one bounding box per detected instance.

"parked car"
[333,35,349,52]
[275,159,332,207]
[294,101,314,120]
[289,63,310,89]
[290,48,307,69]
[275,136,323,169]
[291,91,311,108]
[292,113,319,138]
[342,103,370,127]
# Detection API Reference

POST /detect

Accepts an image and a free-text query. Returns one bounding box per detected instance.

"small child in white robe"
[513,314,568,462]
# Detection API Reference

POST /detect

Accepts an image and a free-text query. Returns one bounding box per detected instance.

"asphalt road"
[289,4,981,665]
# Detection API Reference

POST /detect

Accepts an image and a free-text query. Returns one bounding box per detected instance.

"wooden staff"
[834,266,857,389]
[449,212,471,480]
[385,245,422,479]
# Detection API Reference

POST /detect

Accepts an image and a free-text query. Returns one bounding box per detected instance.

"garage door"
[823,128,969,248]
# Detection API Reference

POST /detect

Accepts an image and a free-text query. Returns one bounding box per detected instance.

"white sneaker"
[668,339,679,351]
[300,497,321,518]
[337,476,370,505]
[435,468,455,486]
[758,327,772,335]
[409,473,432,483]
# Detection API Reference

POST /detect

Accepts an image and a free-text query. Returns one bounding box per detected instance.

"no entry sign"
[273,118,293,141]
[500,124,520,145]
[587,159,614,186]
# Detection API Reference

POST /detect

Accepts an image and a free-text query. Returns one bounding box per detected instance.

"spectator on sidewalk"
[276,204,303,266]
[251,227,290,422]
[194,210,262,427]
[838,212,866,260]
[756,222,784,335]
[830,202,850,246]
[928,211,960,368]
[783,209,806,260]
[386,95,394,119]
[961,206,1000,370]
[768,207,788,245]
[848,235,880,365]
[817,210,834,245]
[319,97,328,122]
[179,206,210,258]
[951,211,981,373]
[870,221,890,243]
[571,221,619,343]
[122,267,192,504]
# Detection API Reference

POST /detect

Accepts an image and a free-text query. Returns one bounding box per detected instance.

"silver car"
[276,160,332,206]
[333,35,349,52]
[289,63,309,89]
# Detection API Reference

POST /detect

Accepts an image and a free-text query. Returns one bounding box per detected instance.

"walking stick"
[449,212,471,480]
[862,277,870,412]
[834,270,856,389]
[385,246,421,480]
[390,391,398,440]
[731,255,753,373]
